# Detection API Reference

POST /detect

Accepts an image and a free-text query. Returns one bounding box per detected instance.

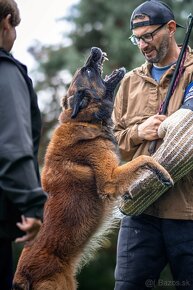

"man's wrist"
[131,124,144,145]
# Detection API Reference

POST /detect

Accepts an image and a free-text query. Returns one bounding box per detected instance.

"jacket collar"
[134,46,193,77]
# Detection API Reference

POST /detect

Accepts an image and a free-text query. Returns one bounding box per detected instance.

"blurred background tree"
[13,0,193,289]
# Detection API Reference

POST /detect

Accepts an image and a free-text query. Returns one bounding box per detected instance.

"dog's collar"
[66,121,102,129]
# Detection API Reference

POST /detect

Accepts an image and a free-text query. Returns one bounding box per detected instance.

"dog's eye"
[87,69,91,75]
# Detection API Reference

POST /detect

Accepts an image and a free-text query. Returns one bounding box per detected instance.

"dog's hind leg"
[13,248,78,290]
[13,268,77,290]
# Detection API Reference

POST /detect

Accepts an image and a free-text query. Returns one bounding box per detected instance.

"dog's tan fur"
[13,47,172,290]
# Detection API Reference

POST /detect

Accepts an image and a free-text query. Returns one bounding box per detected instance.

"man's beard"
[143,36,169,64]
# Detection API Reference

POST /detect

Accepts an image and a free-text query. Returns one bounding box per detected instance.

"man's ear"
[167,20,177,37]
[2,14,12,31]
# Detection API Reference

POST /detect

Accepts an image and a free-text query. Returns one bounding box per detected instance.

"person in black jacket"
[0,0,47,289]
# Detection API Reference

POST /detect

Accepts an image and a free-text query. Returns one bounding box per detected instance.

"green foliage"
[63,0,145,71]
[77,231,118,290]
[155,265,175,290]
[12,243,23,271]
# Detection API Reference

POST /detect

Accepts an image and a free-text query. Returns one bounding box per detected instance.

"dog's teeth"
[102,52,109,62]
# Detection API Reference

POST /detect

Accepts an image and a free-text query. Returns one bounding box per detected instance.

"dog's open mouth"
[66,46,126,119]
[84,47,108,75]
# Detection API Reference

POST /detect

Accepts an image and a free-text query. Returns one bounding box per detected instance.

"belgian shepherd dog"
[13,47,172,290]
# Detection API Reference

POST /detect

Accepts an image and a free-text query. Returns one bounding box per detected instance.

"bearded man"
[113,1,193,289]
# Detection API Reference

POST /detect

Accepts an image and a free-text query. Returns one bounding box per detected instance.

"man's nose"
[138,38,148,49]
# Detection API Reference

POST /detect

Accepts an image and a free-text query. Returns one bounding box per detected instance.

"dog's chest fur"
[41,114,119,200]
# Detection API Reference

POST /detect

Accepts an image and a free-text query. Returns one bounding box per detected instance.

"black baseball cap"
[130,0,184,30]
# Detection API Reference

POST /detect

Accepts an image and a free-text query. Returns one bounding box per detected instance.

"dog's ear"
[71,90,89,118]
[71,91,84,118]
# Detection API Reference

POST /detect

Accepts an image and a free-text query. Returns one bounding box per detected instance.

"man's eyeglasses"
[129,24,166,45]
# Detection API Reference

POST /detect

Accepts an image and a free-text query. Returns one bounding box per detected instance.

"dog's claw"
[149,167,173,187]
[164,180,173,186]
[122,192,133,201]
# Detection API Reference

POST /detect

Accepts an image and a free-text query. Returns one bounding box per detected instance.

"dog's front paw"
[145,164,173,187]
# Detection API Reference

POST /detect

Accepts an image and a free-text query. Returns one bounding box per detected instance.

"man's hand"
[138,114,167,141]
[15,215,42,244]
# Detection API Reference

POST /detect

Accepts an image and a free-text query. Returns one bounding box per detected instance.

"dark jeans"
[114,214,193,290]
[0,240,13,290]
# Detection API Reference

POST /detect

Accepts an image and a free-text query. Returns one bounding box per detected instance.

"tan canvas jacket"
[113,47,193,219]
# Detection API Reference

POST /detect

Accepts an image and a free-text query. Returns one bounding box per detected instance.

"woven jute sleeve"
[119,108,193,215]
